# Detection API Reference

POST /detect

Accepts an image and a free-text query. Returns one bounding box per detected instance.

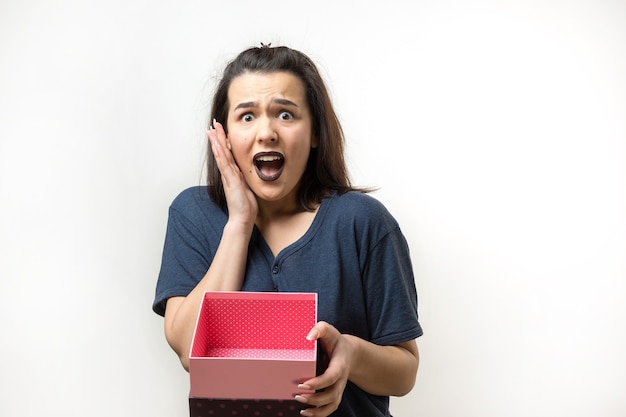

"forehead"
[227,71,307,105]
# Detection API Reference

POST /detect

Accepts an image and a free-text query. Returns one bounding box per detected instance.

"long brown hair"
[206,44,370,211]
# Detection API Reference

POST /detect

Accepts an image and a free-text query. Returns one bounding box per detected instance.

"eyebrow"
[233,98,299,111]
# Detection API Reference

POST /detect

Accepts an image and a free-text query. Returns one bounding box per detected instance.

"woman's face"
[225,71,317,207]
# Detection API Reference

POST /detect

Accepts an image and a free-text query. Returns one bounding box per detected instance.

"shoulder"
[330,191,396,220]
[168,186,226,223]
[324,191,400,234]
[170,186,208,206]
[169,186,216,211]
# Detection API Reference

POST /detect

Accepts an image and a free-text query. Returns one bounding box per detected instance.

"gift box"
[188,398,304,417]
[188,291,318,415]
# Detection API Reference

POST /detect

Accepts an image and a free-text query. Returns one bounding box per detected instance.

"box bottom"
[189,397,303,417]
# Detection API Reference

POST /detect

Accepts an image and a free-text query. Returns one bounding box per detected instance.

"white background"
[1,1,625,416]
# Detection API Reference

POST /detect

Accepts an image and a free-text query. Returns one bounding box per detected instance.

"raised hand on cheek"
[207,120,257,226]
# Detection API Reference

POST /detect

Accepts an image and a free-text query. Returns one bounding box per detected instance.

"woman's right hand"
[164,120,254,371]
[207,120,257,228]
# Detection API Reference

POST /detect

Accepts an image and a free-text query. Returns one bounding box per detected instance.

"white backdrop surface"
[1,1,625,416]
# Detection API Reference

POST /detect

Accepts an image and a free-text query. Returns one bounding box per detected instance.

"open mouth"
[254,152,285,182]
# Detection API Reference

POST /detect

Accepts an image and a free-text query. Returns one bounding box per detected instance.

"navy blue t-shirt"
[153,186,423,416]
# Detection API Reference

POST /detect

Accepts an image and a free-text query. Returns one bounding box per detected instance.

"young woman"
[153,44,423,417]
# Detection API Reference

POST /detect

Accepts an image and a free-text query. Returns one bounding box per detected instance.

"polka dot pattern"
[189,398,302,417]
[191,292,317,360]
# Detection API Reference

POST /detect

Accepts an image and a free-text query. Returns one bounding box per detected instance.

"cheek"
[228,137,252,166]
[294,136,316,159]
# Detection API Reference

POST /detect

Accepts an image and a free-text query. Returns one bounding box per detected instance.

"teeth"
[255,155,281,162]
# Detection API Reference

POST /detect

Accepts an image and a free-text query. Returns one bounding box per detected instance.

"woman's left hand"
[295,321,356,417]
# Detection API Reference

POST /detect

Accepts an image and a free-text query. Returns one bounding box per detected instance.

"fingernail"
[297,384,312,390]
[300,410,313,417]
[306,329,319,341]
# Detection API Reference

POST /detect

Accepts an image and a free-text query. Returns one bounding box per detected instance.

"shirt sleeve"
[152,192,218,317]
[362,223,423,346]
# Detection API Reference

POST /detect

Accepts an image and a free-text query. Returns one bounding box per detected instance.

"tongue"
[259,160,282,175]
[256,160,283,181]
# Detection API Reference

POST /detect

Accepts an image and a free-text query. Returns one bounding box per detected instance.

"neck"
[256,196,302,222]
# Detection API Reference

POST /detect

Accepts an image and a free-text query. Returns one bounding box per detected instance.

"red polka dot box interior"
[188,291,318,416]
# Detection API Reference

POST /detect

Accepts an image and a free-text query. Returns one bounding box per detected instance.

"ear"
[311,135,319,149]
[226,136,232,150]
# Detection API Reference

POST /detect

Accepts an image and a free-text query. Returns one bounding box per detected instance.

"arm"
[163,221,252,370]
[164,121,257,371]
[295,321,419,417]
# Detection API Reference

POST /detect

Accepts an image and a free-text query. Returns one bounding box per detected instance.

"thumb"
[306,321,330,341]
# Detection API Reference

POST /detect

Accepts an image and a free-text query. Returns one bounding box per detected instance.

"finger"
[211,119,231,150]
[207,125,241,186]
[207,120,229,158]
[295,387,337,407]
[207,126,224,160]
[299,363,341,392]
[207,126,225,156]
[306,321,332,341]
[207,127,220,156]
[307,321,343,358]
[207,128,229,177]
[298,404,335,417]
[296,392,341,417]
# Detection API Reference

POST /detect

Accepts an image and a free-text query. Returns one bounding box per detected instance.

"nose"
[256,116,277,143]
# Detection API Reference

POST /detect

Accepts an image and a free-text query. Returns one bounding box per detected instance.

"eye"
[241,113,254,122]
[278,111,293,121]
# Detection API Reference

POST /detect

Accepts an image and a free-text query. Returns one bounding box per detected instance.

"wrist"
[342,334,361,379]
[223,218,254,236]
